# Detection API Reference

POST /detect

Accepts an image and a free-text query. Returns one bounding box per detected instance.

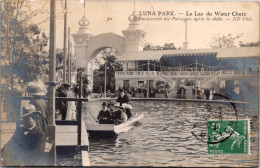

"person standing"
[27,81,48,133]
[65,86,76,120]
[143,85,147,98]
[209,88,215,100]
[82,78,89,98]
[204,88,210,100]
[56,83,70,120]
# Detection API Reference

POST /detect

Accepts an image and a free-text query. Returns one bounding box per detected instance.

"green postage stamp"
[207,119,250,155]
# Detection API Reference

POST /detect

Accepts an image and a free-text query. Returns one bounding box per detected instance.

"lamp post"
[147,59,150,98]
[47,0,57,165]
[195,59,198,99]
[63,0,68,83]
[104,57,107,98]
[243,56,246,113]
[68,27,71,85]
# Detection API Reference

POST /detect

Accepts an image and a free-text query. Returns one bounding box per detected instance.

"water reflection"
[84,101,258,167]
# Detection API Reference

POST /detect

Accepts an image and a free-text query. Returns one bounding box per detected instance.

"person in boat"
[97,102,113,124]
[1,104,47,166]
[113,103,128,125]
[116,88,133,119]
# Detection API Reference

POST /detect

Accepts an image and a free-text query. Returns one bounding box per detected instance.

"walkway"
[1,121,16,149]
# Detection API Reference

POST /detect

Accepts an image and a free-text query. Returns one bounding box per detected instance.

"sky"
[30,0,259,50]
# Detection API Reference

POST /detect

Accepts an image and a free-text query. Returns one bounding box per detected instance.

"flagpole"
[195,59,198,99]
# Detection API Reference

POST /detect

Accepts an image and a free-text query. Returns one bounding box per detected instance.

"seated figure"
[97,102,113,124]
[1,104,47,166]
[113,103,128,125]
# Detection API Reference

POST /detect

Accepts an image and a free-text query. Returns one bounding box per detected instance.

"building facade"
[115,47,259,93]
[71,9,259,94]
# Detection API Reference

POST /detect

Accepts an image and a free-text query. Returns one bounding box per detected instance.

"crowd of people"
[117,86,169,98]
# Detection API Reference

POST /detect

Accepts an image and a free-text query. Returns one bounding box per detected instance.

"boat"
[86,113,144,138]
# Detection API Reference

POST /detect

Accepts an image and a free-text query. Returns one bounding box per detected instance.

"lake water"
[83,100,259,167]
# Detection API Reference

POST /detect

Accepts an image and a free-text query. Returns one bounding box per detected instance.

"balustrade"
[116,70,256,77]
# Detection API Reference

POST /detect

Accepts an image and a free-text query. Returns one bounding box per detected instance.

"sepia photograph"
[1,0,259,167]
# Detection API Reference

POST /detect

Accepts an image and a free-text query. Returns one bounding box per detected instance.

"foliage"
[155,80,165,88]
[239,41,260,47]
[209,33,243,48]
[163,43,176,50]
[143,43,153,51]
[143,43,178,51]
[94,48,122,92]
[155,80,171,90]
[1,0,49,86]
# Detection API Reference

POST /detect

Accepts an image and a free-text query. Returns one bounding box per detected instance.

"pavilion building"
[114,11,259,93]
[115,47,259,91]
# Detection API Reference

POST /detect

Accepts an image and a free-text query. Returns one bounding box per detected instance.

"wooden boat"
[86,113,144,138]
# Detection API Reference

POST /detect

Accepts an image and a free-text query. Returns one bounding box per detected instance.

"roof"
[216,47,259,59]
[117,47,259,62]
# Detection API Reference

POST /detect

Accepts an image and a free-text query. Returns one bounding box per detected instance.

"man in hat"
[27,81,48,133]
[113,103,127,125]
[97,102,113,124]
[56,83,70,120]
[116,89,133,119]
[1,104,47,166]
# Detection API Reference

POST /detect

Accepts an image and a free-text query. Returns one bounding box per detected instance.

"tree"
[143,42,177,51]
[155,80,171,90]
[153,45,163,50]
[143,43,153,51]
[163,43,176,50]
[1,0,49,91]
[209,33,243,48]
[239,41,260,47]
[94,48,122,92]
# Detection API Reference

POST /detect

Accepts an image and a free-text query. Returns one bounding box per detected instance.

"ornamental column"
[72,16,93,68]
[72,14,94,91]
[122,11,146,52]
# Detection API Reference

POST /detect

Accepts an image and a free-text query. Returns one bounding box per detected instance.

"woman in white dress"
[66,89,76,120]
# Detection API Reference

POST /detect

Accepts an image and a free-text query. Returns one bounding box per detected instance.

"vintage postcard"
[1,0,259,167]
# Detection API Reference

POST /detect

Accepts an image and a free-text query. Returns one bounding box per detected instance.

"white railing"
[157,71,174,86]
[115,71,158,76]
[221,70,258,76]
[162,71,216,76]
[200,71,221,87]
[115,70,258,77]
